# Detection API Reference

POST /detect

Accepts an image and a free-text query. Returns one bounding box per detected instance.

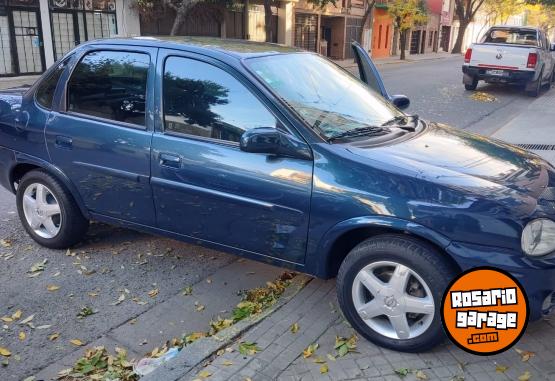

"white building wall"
[39,0,55,68]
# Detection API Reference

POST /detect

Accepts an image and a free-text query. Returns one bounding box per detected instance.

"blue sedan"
[0,37,554,352]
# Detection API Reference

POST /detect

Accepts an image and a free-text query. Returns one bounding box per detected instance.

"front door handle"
[159,153,181,168]
[55,135,73,149]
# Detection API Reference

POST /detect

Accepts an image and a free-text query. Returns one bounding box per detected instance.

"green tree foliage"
[388,0,428,60]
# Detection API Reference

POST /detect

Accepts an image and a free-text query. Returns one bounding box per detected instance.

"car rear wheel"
[336,234,458,352]
[16,170,88,249]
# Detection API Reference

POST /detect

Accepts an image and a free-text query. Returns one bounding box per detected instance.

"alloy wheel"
[351,261,435,340]
[22,183,62,239]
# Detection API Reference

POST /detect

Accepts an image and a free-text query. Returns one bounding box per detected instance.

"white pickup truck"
[462,26,555,97]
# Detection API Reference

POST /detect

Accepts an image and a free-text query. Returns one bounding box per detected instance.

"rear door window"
[67,50,149,127]
[36,57,71,110]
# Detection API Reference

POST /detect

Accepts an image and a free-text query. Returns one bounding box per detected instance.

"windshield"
[482,28,538,46]
[246,53,404,140]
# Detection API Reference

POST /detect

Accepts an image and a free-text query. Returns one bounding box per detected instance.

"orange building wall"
[371,8,393,58]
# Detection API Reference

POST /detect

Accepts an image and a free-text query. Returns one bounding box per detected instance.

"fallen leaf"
[46,285,60,292]
[470,91,497,103]
[49,333,60,341]
[18,331,25,341]
[111,293,126,306]
[148,289,159,298]
[496,364,509,373]
[515,348,535,362]
[395,368,410,377]
[313,356,326,364]
[206,278,212,284]
[35,325,51,330]
[238,342,261,356]
[518,371,532,381]
[22,377,35,381]
[0,347,11,357]
[70,339,84,346]
[303,343,319,358]
[320,363,329,374]
[77,306,96,318]
[198,370,211,378]
[11,310,22,320]
[327,353,336,361]
[195,303,205,312]
[1,316,13,323]
[182,286,193,296]
[415,370,428,380]
[28,259,47,274]
[0,239,12,248]
[18,314,34,325]
[222,360,233,366]
[290,322,299,334]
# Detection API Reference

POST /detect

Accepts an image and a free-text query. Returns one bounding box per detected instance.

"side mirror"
[390,95,410,110]
[240,127,312,160]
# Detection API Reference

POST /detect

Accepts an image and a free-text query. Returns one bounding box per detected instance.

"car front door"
[351,42,410,110]
[45,46,157,225]
[150,50,313,264]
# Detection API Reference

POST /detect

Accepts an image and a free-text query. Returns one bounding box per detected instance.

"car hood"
[346,123,550,202]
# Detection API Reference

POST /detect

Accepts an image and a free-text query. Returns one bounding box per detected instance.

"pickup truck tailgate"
[469,44,534,70]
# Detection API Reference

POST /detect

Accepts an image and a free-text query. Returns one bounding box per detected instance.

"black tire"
[526,71,543,97]
[16,170,88,249]
[464,78,478,91]
[336,234,458,352]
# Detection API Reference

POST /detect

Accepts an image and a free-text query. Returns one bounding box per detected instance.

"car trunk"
[469,44,536,71]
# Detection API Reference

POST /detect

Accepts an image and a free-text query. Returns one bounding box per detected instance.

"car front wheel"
[16,170,88,249]
[337,234,458,352]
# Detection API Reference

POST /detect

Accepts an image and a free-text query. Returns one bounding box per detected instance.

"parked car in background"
[462,26,555,96]
[1,38,555,353]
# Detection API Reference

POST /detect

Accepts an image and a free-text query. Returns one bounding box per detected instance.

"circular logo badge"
[441,267,529,355]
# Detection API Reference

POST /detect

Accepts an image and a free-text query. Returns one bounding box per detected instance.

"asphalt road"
[0,56,546,380]
[377,55,539,135]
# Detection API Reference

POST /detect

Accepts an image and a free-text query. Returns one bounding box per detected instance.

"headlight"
[522,218,555,256]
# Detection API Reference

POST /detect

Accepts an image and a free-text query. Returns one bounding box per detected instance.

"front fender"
[308,216,453,278]
[11,152,90,219]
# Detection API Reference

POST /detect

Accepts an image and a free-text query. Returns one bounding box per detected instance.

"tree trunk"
[264,0,273,42]
[170,9,187,36]
[358,0,375,46]
[399,29,407,60]
[392,27,399,56]
[451,21,469,54]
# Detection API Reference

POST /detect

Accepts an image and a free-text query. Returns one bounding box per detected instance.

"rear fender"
[11,152,90,219]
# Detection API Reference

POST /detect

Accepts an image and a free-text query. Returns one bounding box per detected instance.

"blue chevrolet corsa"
[0,37,554,352]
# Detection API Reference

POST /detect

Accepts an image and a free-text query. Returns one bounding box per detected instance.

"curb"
[141,274,313,381]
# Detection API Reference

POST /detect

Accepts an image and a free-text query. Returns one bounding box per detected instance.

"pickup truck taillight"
[527,53,538,68]
[464,48,472,63]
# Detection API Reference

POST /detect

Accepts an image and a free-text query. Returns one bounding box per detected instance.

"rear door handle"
[55,135,73,149]
[159,153,181,168]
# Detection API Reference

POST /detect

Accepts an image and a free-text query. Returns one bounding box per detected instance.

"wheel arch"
[10,154,90,219]
[315,216,460,279]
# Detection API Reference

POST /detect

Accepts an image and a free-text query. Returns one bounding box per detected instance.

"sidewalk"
[333,51,456,70]
[492,89,555,163]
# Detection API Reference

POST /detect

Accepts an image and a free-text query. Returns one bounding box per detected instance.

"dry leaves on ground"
[515,348,535,362]
[469,91,497,102]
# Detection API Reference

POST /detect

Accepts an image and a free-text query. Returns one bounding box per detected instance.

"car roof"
[490,25,540,32]
[84,36,304,59]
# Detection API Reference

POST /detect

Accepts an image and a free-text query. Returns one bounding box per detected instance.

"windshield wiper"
[328,126,390,141]
[381,114,420,132]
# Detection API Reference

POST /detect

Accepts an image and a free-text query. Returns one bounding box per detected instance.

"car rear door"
[150,49,313,264]
[45,45,157,225]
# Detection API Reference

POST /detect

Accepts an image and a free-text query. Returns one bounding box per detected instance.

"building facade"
[0,0,139,76]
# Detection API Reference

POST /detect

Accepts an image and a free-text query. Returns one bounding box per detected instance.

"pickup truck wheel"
[526,71,543,97]
[336,234,457,352]
[464,78,478,91]
[16,170,88,249]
